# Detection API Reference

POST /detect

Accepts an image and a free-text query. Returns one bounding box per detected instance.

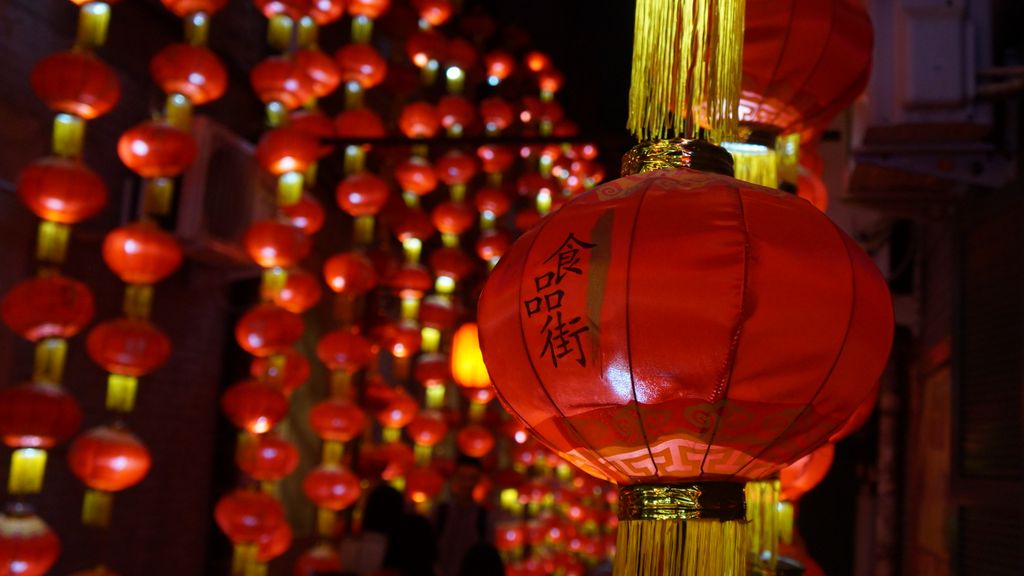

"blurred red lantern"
[0,511,60,576]
[221,380,289,434]
[460,384,496,405]
[451,323,490,389]
[280,194,325,235]
[405,466,444,504]
[323,252,378,295]
[295,49,341,98]
[335,44,387,89]
[250,348,310,395]
[308,0,346,24]
[149,43,227,105]
[86,318,172,377]
[477,144,515,174]
[333,108,386,138]
[456,425,495,457]
[395,157,438,196]
[413,353,450,387]
[479,166,894,486]
[253,0,309,19]
[336,172,390,217]
[386,265,432,300]
[310,399,367,442]
[31,51,120,120]
[428,247,474,283]
[303,465,361,510]
[398,102,440,139]
[779,443,835,502]
[484,51,515,84]
[431,202,475,237]
[316,329,375,373]
[244,220,311,269]
[437,96,475,132]
[250,57,315,110]
[102,222,183,284]
[419,296,455,331]
[295,543,342,576]
[524,51,551,73]
[376,391,418,429]
[405,29,447,68]
[236,434,299,481]
[289,109,336,140]
[17,157,107,224]
[435,150,478,186]
[69,566,120,576]
[274,268,322,313]
[537,69,564,94]
[215,489,286,544]
[1,275,94,341]
[377,321,422,359]
[160,0,229,17]
[407,409,448,447]
[67,425,151,492]
[0,381,81,449]
[513,208,540,232]
[830,386,878,443]
[412,0,451,25]
[347,0,390,19]
[118,121,196,178]
[496,523,524,551]
[444,38,477,72]
[256,127,322,176]
[473,186,511,217]
[235,304,304,357]
[256,522,292,562]
[476,231,510,263]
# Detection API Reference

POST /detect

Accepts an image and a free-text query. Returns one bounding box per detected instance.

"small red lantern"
[250,348,310,395]
[323,252,378,295]
[395,157,438,196]
[525,51,551,73]
[398,102,440,139]
[280,194,325,235]
[256,522,292,563]
[477,145,515,174]
[407,409,448,447]
[484,51,515,84]
[347,0,390,19]
[295,543,342,576]
[376,391,418,429]
[476,231,510,263]
[456,424,495,458]
[102,222,183,285]
[336,172,390,217]
[431,201,475,237]
[0,381,82,449]
[405,29,447,69]
[160,0,229,16]
[86,319,172,377]
[67,426,151,492]
[236,434,299,481]
[496,523,525,551]
[17,157,107,224]
[274,268,323,314]
[235,304,304,357]
[244,220,311,269]
[302,465,362,510]
[386,265,432,301]
[405,466,445,504]
[435,150,478,186]
[30,51,120,120]
[118,121,197,178]
[335,44,387,90]
[255,127,322,176]
[250,57,315,110]
[316,329,375,373]
[333,108,386,138]
[289,110,336,140]
[310,399,367,442]
[412,0,451,25]
[308,0,346,24]
[149,44,227,105]
[215,489,286,544]
[419,296,456,331]
[221,380,289,435]
[437,95,475,132]
[1,275,94,341]
[428,247,474,284]
[0,511,60,576]
[294,49,341,98]
[473,187,511,217]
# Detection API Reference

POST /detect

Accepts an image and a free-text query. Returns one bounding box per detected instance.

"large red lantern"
[0,510,60,576]
[17,158,108,224]
[478,142,893,574]
[0,381,82,449]
[67,426,151,492]
[1,275,94,341]
[102,222,183,285]
[30,51,121,120]
[149,44,227,105]
[117,121,197,178]
[86,318,172,377]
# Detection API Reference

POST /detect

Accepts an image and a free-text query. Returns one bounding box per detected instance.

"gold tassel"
[777,500,794,546]
[628,0,745,142]
[776,133,801,186]
[745,479,780,575]
[724,143,779,188]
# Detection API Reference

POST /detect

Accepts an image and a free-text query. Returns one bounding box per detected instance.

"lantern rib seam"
[749,0,796,125]
[512,215,633,482]
[699,183,752,476]
[732,219,858,478]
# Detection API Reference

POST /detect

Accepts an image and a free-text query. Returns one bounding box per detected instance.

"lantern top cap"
[621,139,734,178]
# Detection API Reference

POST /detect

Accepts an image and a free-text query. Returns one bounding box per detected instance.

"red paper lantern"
[335,44,387,90]
[244,220,311,269]
[323,252,378,295]
[428,247,474,283]
[30,51,120,120]
[830,386,878,442]
[118,121,197,178]
[86,319,172,377]
[274,268,323,313]
[294,49,341,98]
[235,304,305,357]
[333,108,386,138]
[398,102,440,139]
[214,489,285,544]
[149,44,227,105]
[347,0,390,19]
[289,110,336,140]
[525,51,551,73]
[479,167,893,484]
[496,523,525,551]
[456,424,495,457]
[0,511,60,576]
[484,51,515,84]
[252,0,309,19]
[0,381,81,449]
[432,203,475,241]
[476,231,510,263]
[256,127,322,176]
[294,543,342,576]
[308,0,346,24]
[435,150,478,186]
[412,0,451,25]
[303,465,361,510]
[256,522,292,562]
[376,391,418,429]
[779,443,834,502]
[160,0,229,17]
[309,399,367,442]
[461,384,496,405]
[473,186,511,217]
[221,380,289,434]
[395,157,438,196]
[538,69,564,94]
[102,222,183,285]
[1,275,94,341]
[17,157,107,224]
[451,323,490,389]
[405,466,444,503]
[236,434,299,481]
[419,296,456,331]
[407,409,448,447]
[280,194,326,235]
[67,426,151,492]
[316,329,375,373]
[445,38,477,72]
[385,265,432,300]
[250,348,310,394]
[437,95,475,132]
[405,29,447,69]
[336,172,390,217]
[250,57,315,110]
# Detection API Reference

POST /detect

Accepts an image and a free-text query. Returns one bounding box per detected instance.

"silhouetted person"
[341,483,437,576]
[458,542,504,576]
[434,455,494,576]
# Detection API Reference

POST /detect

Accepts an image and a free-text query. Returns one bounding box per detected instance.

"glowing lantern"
[335,44,387,89]
[0,510,60,576]
[334,108,386,138]
[294,49,341,98]
[336,172,390,217]
[117,121,196,178]
[251,348,310,395]
[407,409,448,447]
[1,275,94,341]
[30,51,120,120]
[235,304,304,357]
[255,127,322,176]
[309,399,367,442]
[149,44,227,105]
[0,381,82,449]
[221,380,289,435]
[398,102,440,139]
[316,329,375,373]
[256,522,292,562]
[485,51,515,85]
[250,57,315,110]
[451,323,490,389]
[303,465,362,510]
[323,252,377,295]
[280,194,326,235]
[67,425,151,492]
[17,158,107,224]
[295,543,342,576]
[102,222,183,285]
[236,434,299,481]
[274,268,323,313]
[86,319,172,377]
[405,466,444,504]
[412,0,451,26]
[214,489,286,544]
[160,0,229,17]
[395,157,438,197]
[456,424,495,458]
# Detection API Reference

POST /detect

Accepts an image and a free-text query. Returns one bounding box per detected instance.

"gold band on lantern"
[621,139,735,178]
[618,483,747,522]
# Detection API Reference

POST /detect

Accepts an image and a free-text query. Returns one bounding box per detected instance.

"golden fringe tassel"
[778,500,794,546]
[724,145,779,188]
[776,133,801,185]
[745,480,780,574]
[628,0,745,142]
[613,518,749,576]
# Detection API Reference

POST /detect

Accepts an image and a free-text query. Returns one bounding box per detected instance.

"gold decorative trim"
[618,482,747,522]
[621,139,735,178]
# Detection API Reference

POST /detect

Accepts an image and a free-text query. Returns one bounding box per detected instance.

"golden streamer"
[628,0,745,142]
[777,500,795,546]
[776,133,801,185]
[724,144,779,188]
[745,479,780,575]
[614,519,749,576]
